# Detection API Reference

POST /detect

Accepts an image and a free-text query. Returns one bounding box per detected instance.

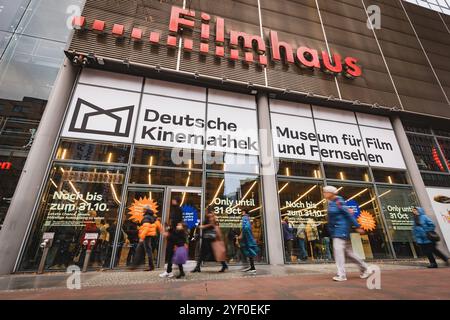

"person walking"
[238,210,259,274]
[192,212,228,273]
[132,208,161,271]
[323,186,371,282]
[160,198,183,278]
[170,222,189,279]
[412,207,449,268]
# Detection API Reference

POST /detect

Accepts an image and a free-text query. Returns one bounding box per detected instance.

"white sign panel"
[271,111,407,169]
[135,94,206,150]
[271,113,319,161]
[360,126,406,169]
[61,84,140,143]
[427,187,450,253]
[205,104,259,155]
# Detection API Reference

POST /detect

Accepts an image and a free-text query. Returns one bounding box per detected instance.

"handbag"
[426,231,440,242]
[172,245,188,265]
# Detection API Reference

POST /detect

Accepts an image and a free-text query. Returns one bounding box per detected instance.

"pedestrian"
[192,212,228,273]
[238,210,259,274]
[159,198,183,278]
[282,216,295,262]
[323,186,371,281]
[170,222,189,279]
[296,222,308,261]
[412,207,449,268]
[132,208,161,271]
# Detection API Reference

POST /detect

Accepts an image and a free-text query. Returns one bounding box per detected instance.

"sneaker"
[332,275,347,282]
[427,264,438,269]
[159,271,174,278]
[241,267,252,272]
[246,269,256,274]
[360,269,372,279]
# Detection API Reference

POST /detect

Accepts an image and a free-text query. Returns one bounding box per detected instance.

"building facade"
[0,0,450,274]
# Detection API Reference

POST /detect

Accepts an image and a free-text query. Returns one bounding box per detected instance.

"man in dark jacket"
[160,198,183,278]
[323,186,371,282]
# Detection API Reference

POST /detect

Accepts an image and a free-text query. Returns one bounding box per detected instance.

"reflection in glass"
[133,146,202,169]
[372,169,409,185]
[324,164,370,182]
[437,138,450,171]
[206,151,259,174]
[56,140,131,164]
[406,133,448,172]
[129,167,202,187]
[205,173,265,263]
[377,186,419,258]
[0,0,30,32]
[19,164,125,271]
[277,159,321,178]
[420,172,450,188]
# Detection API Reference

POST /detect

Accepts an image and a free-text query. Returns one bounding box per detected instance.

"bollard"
[37,239,51,274]
[82,240,96,272]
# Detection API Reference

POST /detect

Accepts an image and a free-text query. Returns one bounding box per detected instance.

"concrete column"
[257,92,284,265]
[0,59,78,274]
[391,116,450,256]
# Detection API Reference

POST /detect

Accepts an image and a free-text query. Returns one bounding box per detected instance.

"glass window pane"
[277,159,321,178]
[206,151,259,174]
[133,146,202,169]
[377,186,418,258]
[129,167,202,187]
[407,133,448,172]
[277,181,326,262]
[0,31,12,57]
[372,169,409,185]
[0,34,65,102]
[0,117,40,149]
[19,164,126,271]
[205,173,265,263]
[0,0,30,32]
[56,140,131,164]
[324,164,370,182]
[421,172,450,188]
[402,120,432,134]
[16,0,86,42]
[437,138,450,171]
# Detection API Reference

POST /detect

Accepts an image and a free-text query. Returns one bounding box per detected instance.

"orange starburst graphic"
[127,197,158,223]
[357,210,376,232]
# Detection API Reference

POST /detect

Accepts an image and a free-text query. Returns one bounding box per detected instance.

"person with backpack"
[412,206,449,268]
[133,208,162,271]
[323,186,371,282]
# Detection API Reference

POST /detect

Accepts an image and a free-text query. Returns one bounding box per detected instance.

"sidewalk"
[0,261,449,300]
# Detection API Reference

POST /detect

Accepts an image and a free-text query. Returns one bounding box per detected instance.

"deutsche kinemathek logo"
[69,98,134,137]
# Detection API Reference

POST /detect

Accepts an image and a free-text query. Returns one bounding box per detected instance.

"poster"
[427,187,450,252]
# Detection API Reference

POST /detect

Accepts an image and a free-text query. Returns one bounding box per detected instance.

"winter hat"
[323,186,338,194]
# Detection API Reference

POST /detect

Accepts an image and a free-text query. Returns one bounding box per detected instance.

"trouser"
[134,237,154,268]
[322,237,332,260]
[166,238,176,273]
[420,243,449,265]
[297,238,307,259]
[285,239,294,261]
[333,237,368,277]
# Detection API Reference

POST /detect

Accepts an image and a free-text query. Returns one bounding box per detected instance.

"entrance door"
[114,188,165,269]
[159,187,202,268]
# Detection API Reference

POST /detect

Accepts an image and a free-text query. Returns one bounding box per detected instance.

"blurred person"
[282,217,295,262]
[412,207,449,268]
[296,222,308,261]
[170,222,189,279]
[323,186,371,282]
[160,198,183,278]
[192,212,228,273]
[238,210,259,273]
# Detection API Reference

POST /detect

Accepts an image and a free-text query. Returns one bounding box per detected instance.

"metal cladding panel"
[317,0,400,107]
[68,0,450,119]
[179,0,265,86]
[260,0,339,96]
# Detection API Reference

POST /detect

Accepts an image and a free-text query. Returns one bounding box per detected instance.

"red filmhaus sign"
[72,5,362,78]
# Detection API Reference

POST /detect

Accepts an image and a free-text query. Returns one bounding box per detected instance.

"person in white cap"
[323,185,372,281]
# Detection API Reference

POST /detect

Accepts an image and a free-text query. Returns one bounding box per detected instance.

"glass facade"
[0,0,86,229]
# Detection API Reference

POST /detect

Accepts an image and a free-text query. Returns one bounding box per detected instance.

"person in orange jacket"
[132,208,162,271]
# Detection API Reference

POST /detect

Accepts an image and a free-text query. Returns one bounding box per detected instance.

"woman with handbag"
[170,222,189,279]
[192,212,228,273]
[412,207,449,268]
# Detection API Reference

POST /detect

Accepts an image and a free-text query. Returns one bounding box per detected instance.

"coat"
[240,215,259,258]
[327,195,360,239]
[413,207,435,245]
[138,214,162,240]
[282,221,294,241]
[211,226,226,262]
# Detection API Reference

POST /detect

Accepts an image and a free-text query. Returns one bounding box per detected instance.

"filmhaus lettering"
[141,109,258,152]
[72,6,362,78]
[276,126,393,163]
